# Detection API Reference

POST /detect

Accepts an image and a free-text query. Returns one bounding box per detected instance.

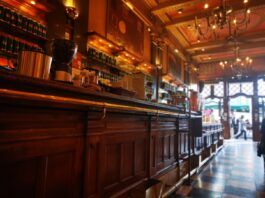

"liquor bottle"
[0,36,7,51]
[43,26,47,37]
[27,19,33,33]
[0,35,3,51]
[32,21,38,35]
[6,37,13,53]
[11,11,17,26]
[17,14,22,28]
[0,5,4,20]
[21,16,28,31]
[18,41,25,52]
[98,52,103,62]
[4,7,12,23]
[36,23,41,36]
[12,39,19,54]
[105,56,109,65]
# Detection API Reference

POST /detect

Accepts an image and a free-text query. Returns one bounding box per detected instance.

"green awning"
[204,105,249,112]
[230,105,250,112]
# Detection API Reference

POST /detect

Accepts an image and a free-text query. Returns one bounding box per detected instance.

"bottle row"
[87,48,117,67]
[160,82,178,92]
[98,71,121,83]
[0,35,42,55]
[0,5,47,38]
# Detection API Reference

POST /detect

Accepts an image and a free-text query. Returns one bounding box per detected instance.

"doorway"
[229,96,252,140]
[203,97,223,123]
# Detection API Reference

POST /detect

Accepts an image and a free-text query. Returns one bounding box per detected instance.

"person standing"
[259,118,265,170]
[230,110,238,135]
[238,115,247,140]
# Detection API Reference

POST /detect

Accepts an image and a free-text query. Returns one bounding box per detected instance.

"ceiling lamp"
[204,3,209,9]
[194,0,251,40]
[177,8,183,14]
[30,1,36,5]
[219,41,253,78]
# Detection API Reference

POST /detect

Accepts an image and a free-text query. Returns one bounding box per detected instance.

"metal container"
[48,39,78,82]
[18,51,53,80]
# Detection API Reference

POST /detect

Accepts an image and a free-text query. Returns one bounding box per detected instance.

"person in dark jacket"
[260,118,265,169]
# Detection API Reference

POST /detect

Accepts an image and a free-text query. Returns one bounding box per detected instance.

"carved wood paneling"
[0,105,85,198]
[150,117,177,176]
[85,112,149,197]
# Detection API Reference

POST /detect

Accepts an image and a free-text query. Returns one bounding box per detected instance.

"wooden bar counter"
[0,71,222,198]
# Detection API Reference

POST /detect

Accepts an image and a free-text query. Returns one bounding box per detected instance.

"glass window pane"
[229,82,253,96]
[241,82,253,95]
[258,79,265,96]
[229,83,240,96]
[215,82,224,97]
[202,84,211,98]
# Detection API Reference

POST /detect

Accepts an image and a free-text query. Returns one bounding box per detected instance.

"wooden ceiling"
[144,0,265,66]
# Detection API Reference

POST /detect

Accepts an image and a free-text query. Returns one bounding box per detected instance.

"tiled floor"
[171,139,265,198]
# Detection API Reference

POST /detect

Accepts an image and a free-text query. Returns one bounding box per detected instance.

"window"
[215,82,224,97]
[202,82,224,98]
[229,83,240,96]
[258,78,265,96]
[229,82,253,96]
[201,84,211,98]
[241,82,253,95]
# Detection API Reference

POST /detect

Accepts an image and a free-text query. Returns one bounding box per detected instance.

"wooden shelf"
[0,19,48,45]
[87,31,143,64]
[87,57,130,75]
[2,0,54,16]
[0,50,17,59]
[87,31,123,55]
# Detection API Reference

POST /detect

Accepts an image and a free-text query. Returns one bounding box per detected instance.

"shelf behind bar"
[0,19,48,45]
[0,50,17,59]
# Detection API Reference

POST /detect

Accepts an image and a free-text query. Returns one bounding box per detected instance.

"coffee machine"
[50,39,77,82]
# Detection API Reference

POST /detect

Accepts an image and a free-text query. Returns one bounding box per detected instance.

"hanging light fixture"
[194,0,251,40]
[219,40,253,78]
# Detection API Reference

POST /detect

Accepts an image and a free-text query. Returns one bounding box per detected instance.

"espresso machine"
[49,39,78,82]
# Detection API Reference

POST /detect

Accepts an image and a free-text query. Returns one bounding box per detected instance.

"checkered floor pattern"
[170,139,265,198]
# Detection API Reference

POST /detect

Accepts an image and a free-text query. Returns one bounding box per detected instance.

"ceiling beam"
[197,53,265,64]
[192,40,265,57]
[151,0,198,14]
[187,30,265,52]
[165,0,265,28]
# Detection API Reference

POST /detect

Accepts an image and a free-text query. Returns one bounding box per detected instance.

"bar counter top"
[0,70,191,116]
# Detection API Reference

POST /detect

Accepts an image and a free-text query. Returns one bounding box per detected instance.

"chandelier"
[219,41,253,78]
[194,0,251,40]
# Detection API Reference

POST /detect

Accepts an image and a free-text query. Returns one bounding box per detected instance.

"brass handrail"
[0,88,186,116]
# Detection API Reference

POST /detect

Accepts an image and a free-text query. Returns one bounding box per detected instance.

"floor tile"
[170,139,265,198]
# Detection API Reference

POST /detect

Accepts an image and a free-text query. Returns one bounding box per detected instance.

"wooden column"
[223,79,231,139]
[252,77,260,141]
